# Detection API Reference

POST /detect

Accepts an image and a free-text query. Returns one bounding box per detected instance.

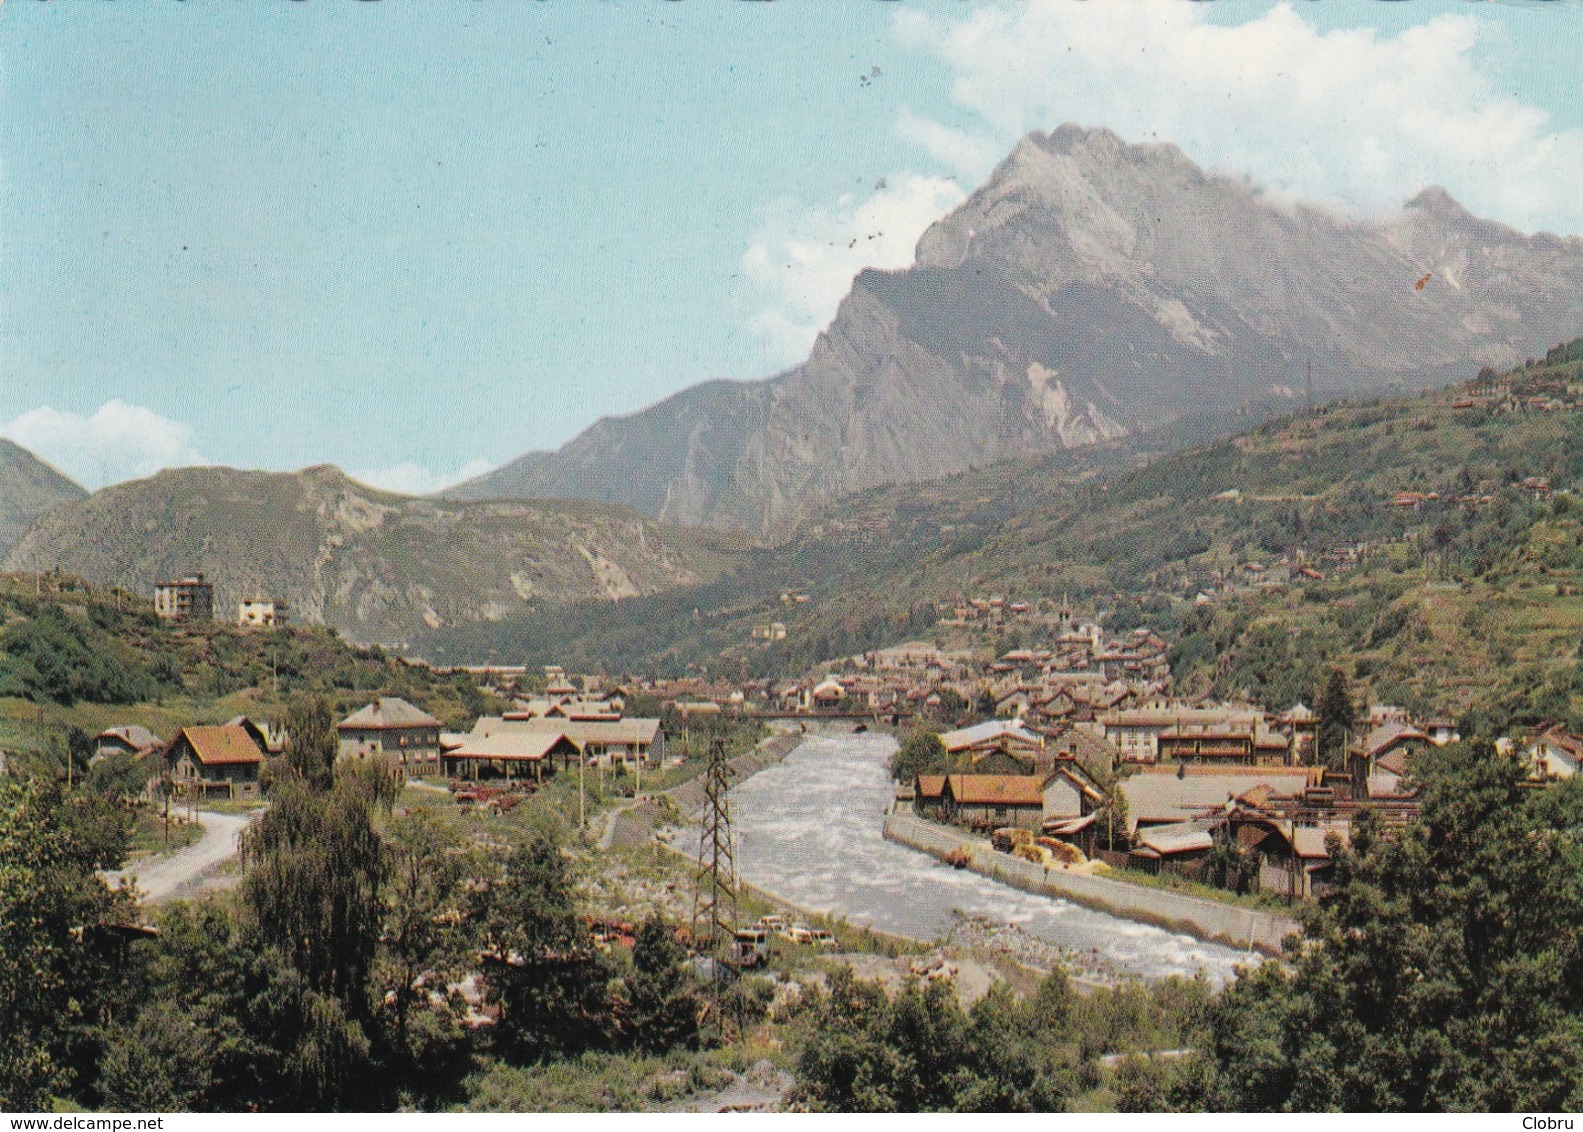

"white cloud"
[894,107,1002,182]
[743,173,967,365]
[0,401,211,489]
[347,459,495,497]
[741,3,1583,371]
[894,1,1583,235]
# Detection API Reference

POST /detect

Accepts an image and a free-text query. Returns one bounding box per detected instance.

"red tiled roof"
[1363,722,1429,760]
[945,774,1044,807]
[175,724,265,766]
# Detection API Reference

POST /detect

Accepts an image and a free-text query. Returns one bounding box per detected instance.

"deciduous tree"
[0,780,134,1110]
[1202,742,1583,1111]
[621,916,698,1053]
[280,695,339,789]
[1315,667,1358,770]
[241,778,386,1010]
[478,835,613,1062]
[889,729,948,782]
[374,808,471,1076]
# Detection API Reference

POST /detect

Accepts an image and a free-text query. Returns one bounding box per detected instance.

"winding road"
[108,808,260,904]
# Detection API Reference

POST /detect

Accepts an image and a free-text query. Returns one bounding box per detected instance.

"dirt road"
[108,809,259,904]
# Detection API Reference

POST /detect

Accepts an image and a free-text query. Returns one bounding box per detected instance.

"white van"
[734,927,771,968]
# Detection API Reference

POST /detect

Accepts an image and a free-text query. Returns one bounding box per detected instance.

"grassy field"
[0,692,268,757]
[127,805,203,856]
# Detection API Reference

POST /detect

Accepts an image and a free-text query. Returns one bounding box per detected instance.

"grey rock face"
[450,125,1583,533]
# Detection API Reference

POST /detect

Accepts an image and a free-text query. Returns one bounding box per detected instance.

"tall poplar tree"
[1315,667,1358,770]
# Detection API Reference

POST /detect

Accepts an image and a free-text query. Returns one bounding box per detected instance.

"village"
[82,574,1581,921]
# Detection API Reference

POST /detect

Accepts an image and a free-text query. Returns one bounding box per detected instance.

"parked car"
[734,927,771,968]
[782,924,814,945]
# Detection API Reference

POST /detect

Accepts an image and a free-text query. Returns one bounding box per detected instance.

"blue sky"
[3,1,1580,493]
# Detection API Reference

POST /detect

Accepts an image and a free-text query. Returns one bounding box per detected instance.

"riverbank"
[604,728,1254,983]
[883,810,1298,957]
[603,728,807,852]
[603,726,938,960]
[704,731,1250,983]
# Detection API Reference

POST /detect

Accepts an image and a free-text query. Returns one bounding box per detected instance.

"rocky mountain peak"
[449,128,1583,534]
[1404,186,1475,222]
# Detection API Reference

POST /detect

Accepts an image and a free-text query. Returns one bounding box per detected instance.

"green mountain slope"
[0,571,506,764]
[422,343,1583,728]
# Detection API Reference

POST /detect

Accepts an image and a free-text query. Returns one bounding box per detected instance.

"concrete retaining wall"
[883,811,1299,956]
[663,733,803,815]
[608,732,807,850]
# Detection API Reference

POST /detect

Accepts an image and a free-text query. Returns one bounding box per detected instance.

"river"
[727,731,1250,984]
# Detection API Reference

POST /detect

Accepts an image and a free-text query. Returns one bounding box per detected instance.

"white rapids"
[726,732,1250,984]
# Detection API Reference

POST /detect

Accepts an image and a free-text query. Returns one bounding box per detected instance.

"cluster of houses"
[937,594,1034,627]
[328,680,667,785]
[901,701,1579,901]
[1462,361,1583,414]
[728,609,1175,719]
[51,619,1583,907]
[93,716,282,801]
[1386,476,1554,511]
[84,664,670,802]
[438,671,665,782]
[1183,546,1367,605]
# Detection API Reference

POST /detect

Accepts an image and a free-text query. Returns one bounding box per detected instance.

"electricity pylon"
[691,736,738,962]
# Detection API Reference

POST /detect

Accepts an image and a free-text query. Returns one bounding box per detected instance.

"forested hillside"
[425,343,1583,730]
[0,572,500,767]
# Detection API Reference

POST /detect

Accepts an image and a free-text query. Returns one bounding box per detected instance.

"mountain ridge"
[3,462,746,649]
[0,439,87,558]
[447,125,1583,533]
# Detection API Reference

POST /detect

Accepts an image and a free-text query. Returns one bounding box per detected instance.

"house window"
[995,807,1008,820]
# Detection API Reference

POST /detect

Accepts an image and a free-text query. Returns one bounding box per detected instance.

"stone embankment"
[883,811,1299,956]
[605,730,805,851]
